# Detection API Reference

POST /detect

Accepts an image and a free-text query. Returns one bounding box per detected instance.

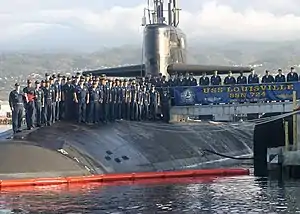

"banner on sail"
[173,82,300,106]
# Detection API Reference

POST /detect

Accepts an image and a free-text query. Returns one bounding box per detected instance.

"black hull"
[0,121,253,179]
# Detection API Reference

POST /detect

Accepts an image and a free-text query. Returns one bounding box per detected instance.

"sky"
[1,0,300,51]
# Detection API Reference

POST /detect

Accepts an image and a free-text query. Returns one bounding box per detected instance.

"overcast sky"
[1,0,300,51]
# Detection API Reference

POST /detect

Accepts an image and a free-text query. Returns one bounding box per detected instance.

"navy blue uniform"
[88,87,100,123]
[62,83,75,120]
[98,85,105,122]
[9,90,24,133]
[149,90,159,120]
[287,72,298,82]
[237,75,247,84]
[224,76,236,85]
[211,75,221,85]
[43,86,55,125]
[137,89,143,121]
[74,85,89,123]
[248,74,259,84]
[34,88,44,127]
[130,87,138,120]
[199,76,209,86]
[110,86,117,121]
[103,85,110,122]
[262,75,274,83]
[116,86,122,120]
[161,90,170,123]
[23,86,35,129]
[275,74,286,83]
[176,79,185,86]
[53,82,62,121]
[142,90,150,120]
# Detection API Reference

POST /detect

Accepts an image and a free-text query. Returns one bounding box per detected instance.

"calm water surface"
[0,176,299,213]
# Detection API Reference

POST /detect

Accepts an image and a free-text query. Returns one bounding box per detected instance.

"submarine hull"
[0,121,253,179]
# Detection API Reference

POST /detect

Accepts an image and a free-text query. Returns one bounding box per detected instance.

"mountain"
[0,40,300,100]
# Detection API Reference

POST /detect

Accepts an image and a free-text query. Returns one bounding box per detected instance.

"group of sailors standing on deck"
[8,73,171,134]
[166,67,299,87]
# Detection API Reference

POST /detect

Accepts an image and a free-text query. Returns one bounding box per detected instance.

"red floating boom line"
[0,168,250,188]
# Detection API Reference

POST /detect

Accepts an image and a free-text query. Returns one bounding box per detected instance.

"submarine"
[0,0,253,181]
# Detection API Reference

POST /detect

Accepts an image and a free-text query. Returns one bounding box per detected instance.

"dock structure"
[253,92,300,179]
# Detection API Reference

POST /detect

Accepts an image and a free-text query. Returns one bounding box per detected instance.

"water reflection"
[0,176,299,213]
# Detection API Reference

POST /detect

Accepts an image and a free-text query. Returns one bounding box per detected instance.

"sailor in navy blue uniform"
[103,79,110,123]
[45,73,50,81]
[40,80,46,124]
[211,70,221,85]
[287,67,298,82]
[121,79,128,120]
[49,77,57,124]
[110,81,117,122]
[34,80,44,127]
[62,77,74,121]
[136,84,143,121]
[43,80,55,126]
[223,71,236,85]
[88,82,100,123]
[9,83,24,133]
[275,69,286,83]
[187,73,197,86]
[98,78,105,122]
[168,74,177,87]
[142,86,150,120]
[23,79,36,130]
[177,73,185,86]
[199,72,209,86]
[73,79,89,123]
[262,70,274,83]
[130,82,138,120]
[149,85,160,121]
[161,88,170,123]
[116,79,122,120]
[237,71,247,84]
[54,74,63,121]
[248,69,259,84]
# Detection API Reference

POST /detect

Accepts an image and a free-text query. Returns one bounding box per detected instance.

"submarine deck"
[0,121,253,180]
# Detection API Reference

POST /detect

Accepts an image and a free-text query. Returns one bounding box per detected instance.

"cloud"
[1,0,300,50]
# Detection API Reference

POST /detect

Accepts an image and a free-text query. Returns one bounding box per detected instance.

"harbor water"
[0,176,299,213]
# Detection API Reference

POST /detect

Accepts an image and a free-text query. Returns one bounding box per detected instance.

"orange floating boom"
[0,168,250,188]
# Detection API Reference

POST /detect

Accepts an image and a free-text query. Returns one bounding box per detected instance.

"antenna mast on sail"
[141,0,181,27]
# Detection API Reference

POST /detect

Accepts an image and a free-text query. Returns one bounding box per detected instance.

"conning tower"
[142,0,187,77]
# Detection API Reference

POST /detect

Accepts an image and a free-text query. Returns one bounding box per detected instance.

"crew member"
[23,79,35,130]
[224,71,236,85]
[130,82,138,120]
[137,85,143,121]
[199,72,209,86]
[275,69,286,82]
[287,67,298,82]
[211,70,221,85]
[161,88,170,123]
[177,73,185,86]
[34,80,44,127]
[73,79,89,123]
[62,77,74,121]
[9,83,24,134]
[188,73,197,86]
[237,71,247,84]
[262,70,274,83]
[248,69,259,84]
[142,86,150,120]
[121,80,127,120]
[149,85,159,121]
[43,80,54,126]
[88,82,100,123]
